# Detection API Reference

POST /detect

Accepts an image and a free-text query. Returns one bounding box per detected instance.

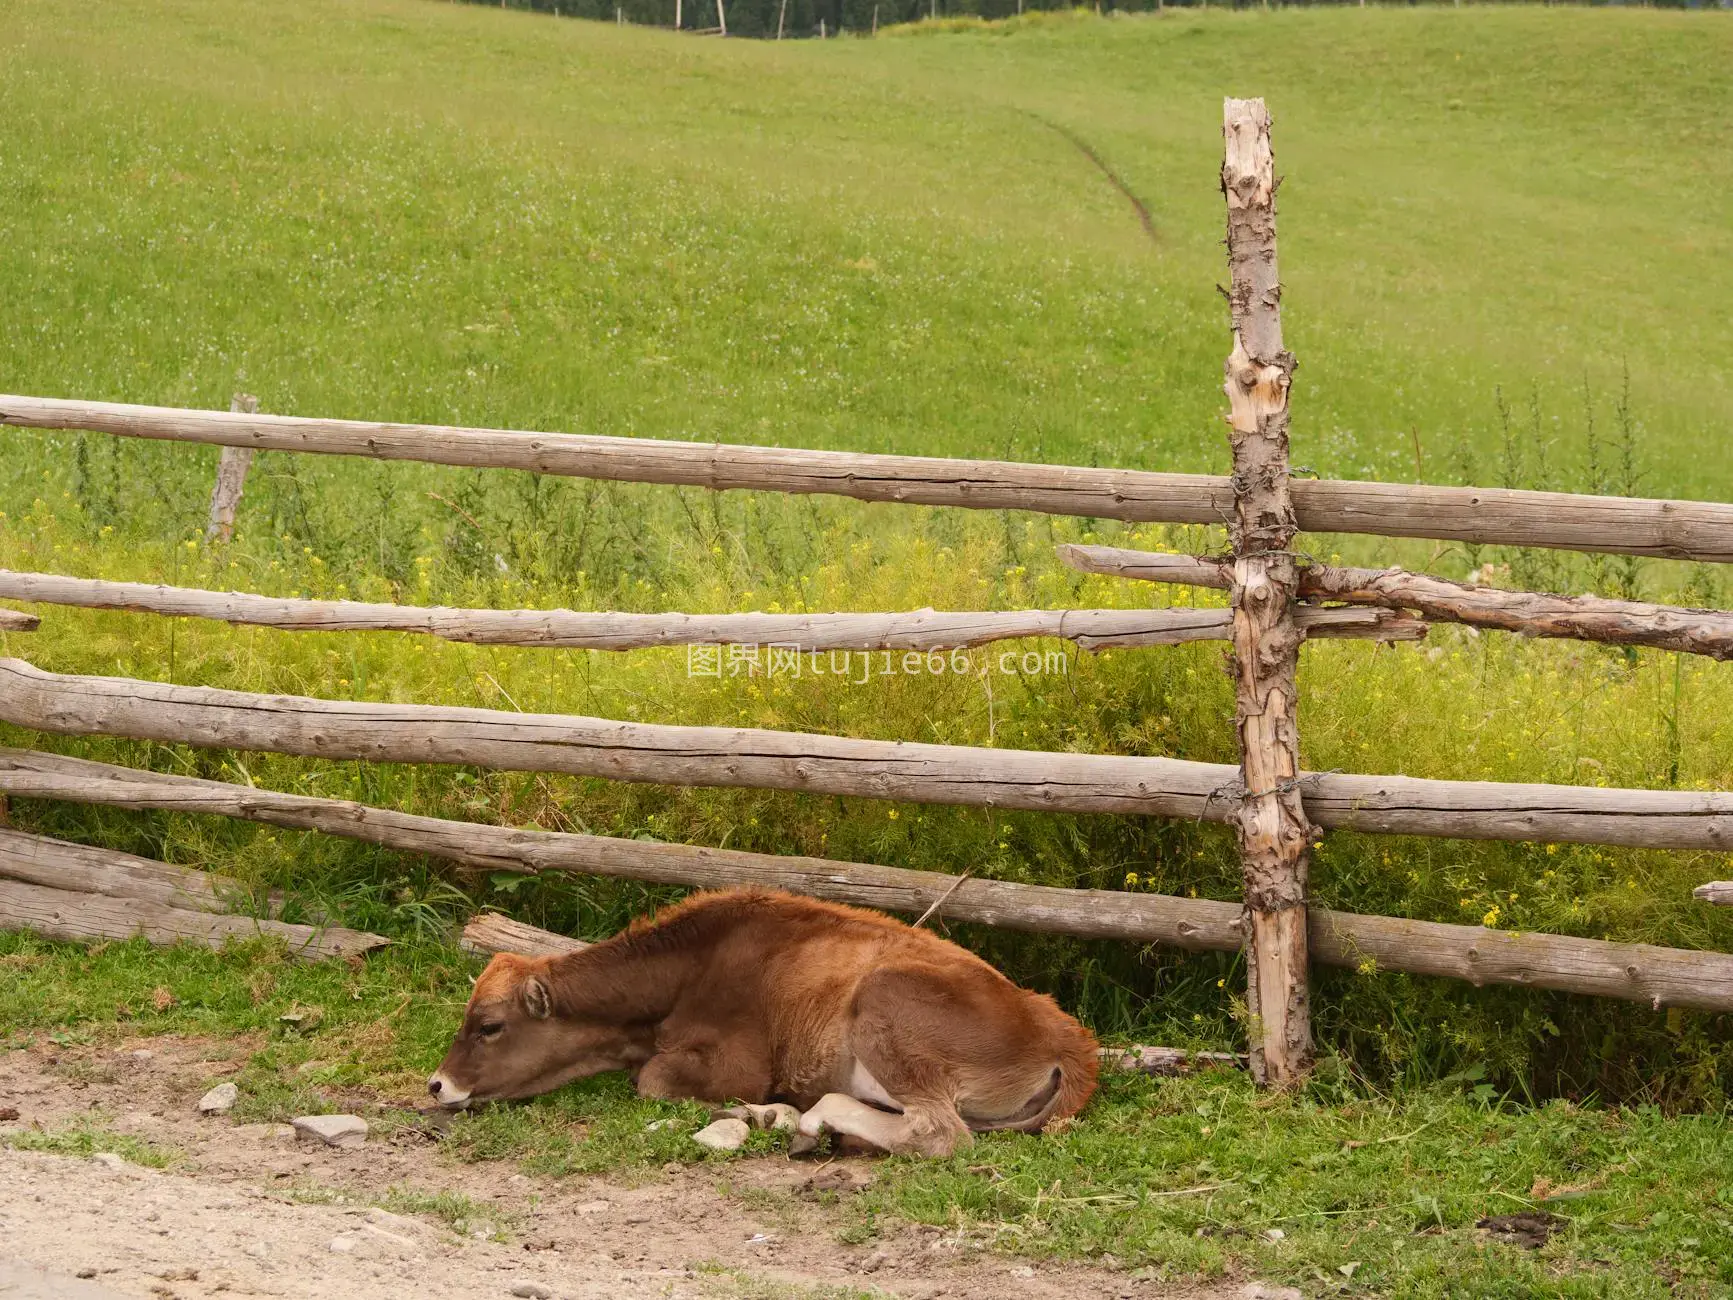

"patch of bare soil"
[0,1037,1246,1300]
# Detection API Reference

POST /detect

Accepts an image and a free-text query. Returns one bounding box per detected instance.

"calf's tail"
[968,1018,1101,1134]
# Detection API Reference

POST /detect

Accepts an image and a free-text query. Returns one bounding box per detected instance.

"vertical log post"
[1221,98,1313,1088]
[205,393,259,544]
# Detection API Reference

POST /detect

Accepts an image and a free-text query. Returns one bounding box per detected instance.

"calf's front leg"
[635,1044,772,1105]
[795,1092,971,1158]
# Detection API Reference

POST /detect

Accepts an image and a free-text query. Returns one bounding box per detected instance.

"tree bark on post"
[1221,97,1312,1088]
[205,394,258,544]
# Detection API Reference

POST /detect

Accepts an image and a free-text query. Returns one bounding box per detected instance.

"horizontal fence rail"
[1060,545,1733,660]
[6,395,1732,562]
[462,911,590,958]
[1,659,1729,850]
[2,747,1728,1011]
[0,823,259,915]
[0,570,1420,650]
[0,824,384,959]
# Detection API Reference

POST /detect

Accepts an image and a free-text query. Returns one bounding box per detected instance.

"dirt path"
[0,1036,1251,1300]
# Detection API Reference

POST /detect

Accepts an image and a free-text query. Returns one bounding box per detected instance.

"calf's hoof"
[788,1131,824,1157]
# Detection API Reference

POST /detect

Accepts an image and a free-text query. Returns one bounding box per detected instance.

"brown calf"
[429,887,1098,1156]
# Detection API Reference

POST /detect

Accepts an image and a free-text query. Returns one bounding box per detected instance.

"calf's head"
[427,953,637,1108]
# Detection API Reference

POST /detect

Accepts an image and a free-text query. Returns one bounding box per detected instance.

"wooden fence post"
[205,394,258,544]
[1221,97,1312,1088]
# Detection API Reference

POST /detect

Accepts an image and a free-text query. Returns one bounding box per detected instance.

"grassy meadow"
[2,0,1733,1271]
[7,933,1733,1297]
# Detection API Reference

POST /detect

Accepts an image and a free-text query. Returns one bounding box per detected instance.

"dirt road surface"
[0,1036,1258,1300]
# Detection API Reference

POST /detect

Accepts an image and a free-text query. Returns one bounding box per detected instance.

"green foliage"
[10,933,1733,1295]
[283,1180,515,1235]
[1,1116,181,1169]
[1,0,1731,1102]
[863,1067,1733,1297]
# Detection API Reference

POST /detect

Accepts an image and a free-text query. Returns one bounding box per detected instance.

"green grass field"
[2,3,1733,1289]
[6,934,1733,1297]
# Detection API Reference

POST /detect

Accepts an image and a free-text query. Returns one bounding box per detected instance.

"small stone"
[198,1082,239,1115]
[291,1114,368,1149]
[691,1117,750,1151]
[509,1284,552,1299]
[858,1249,891,1274]
[1009,1265,1035,1278]
[361,1222,418,1254]
[0,1106,18,1122]
[129,1050,155,1062]
[1239,1285,1302,1300]
[329,1235,357,1254]
[75,1269,97,1280]
[363,1207,421,1234]
[661,1162,682,1176]
[643,1117,680,1132]
[88,1152,127,1172]
[574,1200,611,1215]
[1261,1228,1286,1242]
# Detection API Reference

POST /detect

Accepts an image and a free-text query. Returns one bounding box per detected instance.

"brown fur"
[430,888,1098,1156]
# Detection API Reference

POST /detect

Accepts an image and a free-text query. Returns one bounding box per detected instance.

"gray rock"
[198,1082,239,1115]
[361,1207,422,1234]
[87,1153,127,1172]
[328,1234,357,1255]
[1239,1286,1303,1300]
[290,1114,368,1149]
[509,1284,552,1299]
[690,1117,750,1152]
[358,1223,419,1256]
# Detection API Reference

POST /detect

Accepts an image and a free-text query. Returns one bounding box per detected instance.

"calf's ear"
[521,975,552,1020]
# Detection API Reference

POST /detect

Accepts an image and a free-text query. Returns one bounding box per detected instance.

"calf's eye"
[478,1021,505,1039]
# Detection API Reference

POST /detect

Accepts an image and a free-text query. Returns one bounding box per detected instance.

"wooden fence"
[1,97,1729,1082]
